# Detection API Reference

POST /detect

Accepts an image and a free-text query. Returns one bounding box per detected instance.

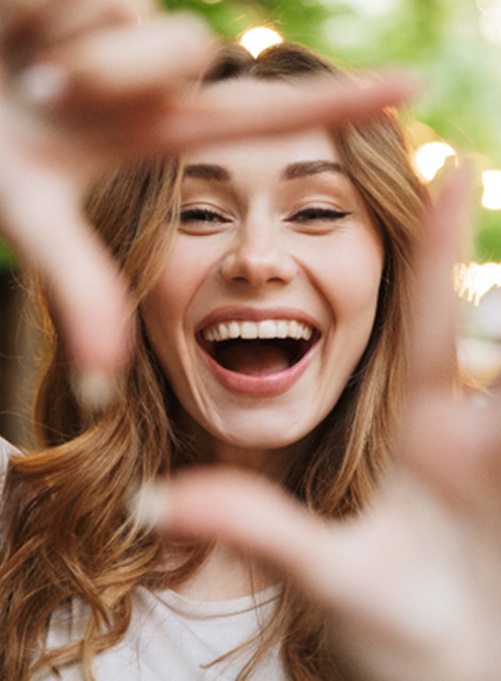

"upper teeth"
[202,319,313,342]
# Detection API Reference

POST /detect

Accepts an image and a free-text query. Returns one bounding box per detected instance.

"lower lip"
[200,341,319,397]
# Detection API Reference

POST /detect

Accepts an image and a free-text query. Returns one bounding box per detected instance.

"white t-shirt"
[39,584,285,680]
[0,438,287,681]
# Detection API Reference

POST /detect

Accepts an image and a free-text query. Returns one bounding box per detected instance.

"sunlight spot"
[239,27,283,58]
[481,170,501,209]
[414,141,456,182]
[455,262,501,305]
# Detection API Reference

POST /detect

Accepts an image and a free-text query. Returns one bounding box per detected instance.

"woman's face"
[142,96,384,455]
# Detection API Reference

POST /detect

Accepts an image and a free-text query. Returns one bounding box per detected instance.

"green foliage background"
[167,0,501,260]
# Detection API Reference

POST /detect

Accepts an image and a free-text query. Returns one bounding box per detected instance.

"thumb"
[139,467,345,604]
[136,468,426,642]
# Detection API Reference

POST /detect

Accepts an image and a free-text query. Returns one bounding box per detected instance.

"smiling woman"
[142,125,385,450]
[0,42,426,681]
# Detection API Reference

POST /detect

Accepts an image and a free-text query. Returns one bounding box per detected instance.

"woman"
[2,5,500,681]
[0,39,428,680]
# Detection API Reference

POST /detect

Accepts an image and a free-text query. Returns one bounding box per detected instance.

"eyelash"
[288,207,351,222]
[179,208,230,224]
[178,206,351,230]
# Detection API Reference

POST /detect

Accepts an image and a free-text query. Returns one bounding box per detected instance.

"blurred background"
[1,0,501,446]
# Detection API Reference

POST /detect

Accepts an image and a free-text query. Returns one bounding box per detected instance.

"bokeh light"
[477,0,501,45]
[481,170,501,209]
[413,141,456,182]
[239,27,283,58]
[477,0,501,16]
[342,0,400,15]
[455,262,501,305]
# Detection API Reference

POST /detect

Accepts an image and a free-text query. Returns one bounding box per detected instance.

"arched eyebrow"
[183,160,345,183]
[183,164,230,181]
[282,161,345,180]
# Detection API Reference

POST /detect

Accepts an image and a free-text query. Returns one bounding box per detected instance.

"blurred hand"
[0,0,418,403]
[148,170,501,681]
[0,0,214,400]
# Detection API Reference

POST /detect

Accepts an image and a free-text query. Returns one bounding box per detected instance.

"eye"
[178,206,231,234]
[180,207,230,224]
[288,206,351,223]
[286,206,352,235]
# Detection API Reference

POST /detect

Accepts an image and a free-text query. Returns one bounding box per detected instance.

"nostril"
[219,246,298,287]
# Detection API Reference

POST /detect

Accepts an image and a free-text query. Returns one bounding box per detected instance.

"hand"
[148,170,501,681]
[0,0,215,398]
[0,0,418,401]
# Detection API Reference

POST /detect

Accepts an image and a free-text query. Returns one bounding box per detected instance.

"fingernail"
[128,482,170,529]
[16,63,68,107]
[71,370,118,412]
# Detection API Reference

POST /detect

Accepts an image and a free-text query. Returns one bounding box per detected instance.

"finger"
[16,15,214,105]
[139,467,456,637]
[396,168,479,491]
[1,0,156,83]
[141,467,340,601]
[1,0,152,45]
[154,73,421,153]
[398,393,500,507]
[164,466,501,638]
[407,167,471,393]
[1,172,132,405]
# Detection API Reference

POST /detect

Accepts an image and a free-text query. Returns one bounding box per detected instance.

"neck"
[171,541,277,601]
[168,412,316,599]
[210,441,295,481]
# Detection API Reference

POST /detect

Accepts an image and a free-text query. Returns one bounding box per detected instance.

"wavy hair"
[0,43,426,680]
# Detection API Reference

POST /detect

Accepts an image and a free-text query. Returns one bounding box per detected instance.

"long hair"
[0,43,426,680]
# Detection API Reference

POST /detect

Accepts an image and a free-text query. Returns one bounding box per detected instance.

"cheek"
[142,239,213,333]
[141,278,188,362]
[142,275,181,337]
[305,230,384,320]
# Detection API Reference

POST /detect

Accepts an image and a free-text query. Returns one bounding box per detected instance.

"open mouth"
[197,319,319,376]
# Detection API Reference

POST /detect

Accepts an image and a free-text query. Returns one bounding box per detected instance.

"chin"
[203,411,317,452]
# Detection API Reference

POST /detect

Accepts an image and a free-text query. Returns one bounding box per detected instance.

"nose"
[219,219,298,288]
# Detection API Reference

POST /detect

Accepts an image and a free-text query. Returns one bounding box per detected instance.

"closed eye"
[178,206,233,234]
[288,207,351,222]
[180,207,231,224]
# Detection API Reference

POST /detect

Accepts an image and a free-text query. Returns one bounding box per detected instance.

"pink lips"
[196,306,321,398]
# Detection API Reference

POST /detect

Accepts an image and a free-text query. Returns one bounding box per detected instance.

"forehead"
[183,129,339,176]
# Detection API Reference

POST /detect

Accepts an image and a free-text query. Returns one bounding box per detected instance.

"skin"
[141,104,384,473]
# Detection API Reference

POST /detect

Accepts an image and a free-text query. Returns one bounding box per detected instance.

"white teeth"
[241,321,258,339]
[302,326,312,341]
[228,321,240,339]
[202,319,315,342]
[258,320,276,339]
[218,323,229,340]
[276,321,288,339]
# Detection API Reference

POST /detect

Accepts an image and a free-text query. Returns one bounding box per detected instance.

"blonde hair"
[0,44,426,680]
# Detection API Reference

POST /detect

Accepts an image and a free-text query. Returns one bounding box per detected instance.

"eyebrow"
[182,160,345,183]
[282,161,345,180]
[183,164,230,181]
